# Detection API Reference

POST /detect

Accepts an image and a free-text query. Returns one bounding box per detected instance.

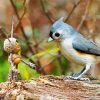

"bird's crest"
[58,17,64,22]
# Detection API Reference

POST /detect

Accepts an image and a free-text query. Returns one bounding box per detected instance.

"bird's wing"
[72,34,100,56]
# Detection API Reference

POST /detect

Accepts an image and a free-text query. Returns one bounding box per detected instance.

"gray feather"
[72,34,100,56]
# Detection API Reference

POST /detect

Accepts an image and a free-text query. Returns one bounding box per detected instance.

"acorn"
[12,54,21,65]
[4,38,17,53]
[13,43,21,53]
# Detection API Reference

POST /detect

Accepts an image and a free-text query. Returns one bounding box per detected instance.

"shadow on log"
[0,75,100,100]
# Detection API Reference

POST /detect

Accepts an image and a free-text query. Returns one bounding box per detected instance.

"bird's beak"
[48,37,53,42]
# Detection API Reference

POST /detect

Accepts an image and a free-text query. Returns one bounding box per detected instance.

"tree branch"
[40,0,54,23]
[65,0,81,22]
[10,0,34,53]
[77,0,91,31]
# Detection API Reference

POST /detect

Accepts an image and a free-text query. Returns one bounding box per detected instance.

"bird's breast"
[59,39,96,65]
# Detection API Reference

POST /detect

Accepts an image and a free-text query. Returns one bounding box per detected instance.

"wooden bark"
[0,75,100,100]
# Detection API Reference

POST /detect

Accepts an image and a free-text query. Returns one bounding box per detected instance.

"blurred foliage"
[29,47,60,60]
[0,55,9,82]
[18,62,40,80]
[0,0,100,82]
[14,1,23,9]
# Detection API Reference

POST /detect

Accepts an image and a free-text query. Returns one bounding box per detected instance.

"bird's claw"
[63,76,90,81]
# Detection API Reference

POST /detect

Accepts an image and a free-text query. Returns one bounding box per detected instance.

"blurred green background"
[0,0,100,82]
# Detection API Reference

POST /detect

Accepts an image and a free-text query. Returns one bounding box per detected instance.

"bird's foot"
[62,76,90,81]
[70,73,79,77]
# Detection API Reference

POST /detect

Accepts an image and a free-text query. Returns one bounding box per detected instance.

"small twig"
[14,1,26,32]
[8,17,19,81]
[65,0,81,22]
[8,54,18,80]
[21,59,36,69]
[7,16,15,44]
[21,59,46,74]
[40,0,54,23]
[77,0,90,31]
[14,8,26,32]
[9,54,14,70]
[23,0,26,5]
[21,53,46,74]
[10,0,34,53]
[11,16,14,38]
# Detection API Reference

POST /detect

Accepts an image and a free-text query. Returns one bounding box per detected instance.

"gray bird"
[48,17,100,81]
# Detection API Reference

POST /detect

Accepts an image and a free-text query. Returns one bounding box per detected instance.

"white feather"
[59,38,96,65]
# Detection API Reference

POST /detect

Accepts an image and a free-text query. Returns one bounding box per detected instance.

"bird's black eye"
[55,33,60,37]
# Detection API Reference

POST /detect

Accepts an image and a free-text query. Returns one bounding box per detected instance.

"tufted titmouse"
[48,17,100,81]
